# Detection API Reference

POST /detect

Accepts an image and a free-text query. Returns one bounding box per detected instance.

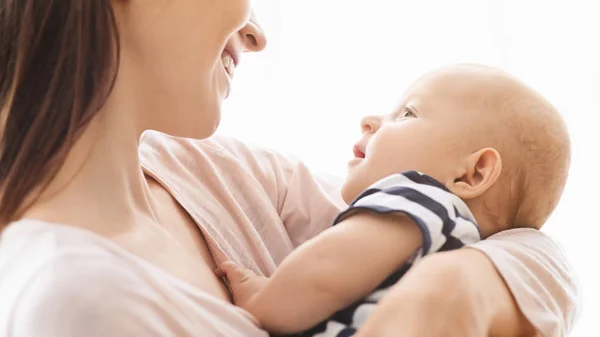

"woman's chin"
[159,107,222,140]
[192,116,221,140]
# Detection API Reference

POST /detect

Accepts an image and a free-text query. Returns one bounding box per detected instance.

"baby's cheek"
[370,137,416,174]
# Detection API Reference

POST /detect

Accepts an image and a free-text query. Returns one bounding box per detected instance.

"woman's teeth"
[222,54,234,77]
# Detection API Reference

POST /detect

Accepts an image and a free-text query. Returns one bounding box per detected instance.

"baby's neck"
[465,199,513,239]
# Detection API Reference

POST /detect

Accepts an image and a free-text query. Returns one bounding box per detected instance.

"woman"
[0,1,577,336]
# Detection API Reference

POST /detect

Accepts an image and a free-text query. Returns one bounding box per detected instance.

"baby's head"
[342,64,570,237]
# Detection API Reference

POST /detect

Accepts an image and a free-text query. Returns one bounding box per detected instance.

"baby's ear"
[447,148,502,200]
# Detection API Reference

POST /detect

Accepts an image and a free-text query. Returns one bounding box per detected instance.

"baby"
[217,64,571,337]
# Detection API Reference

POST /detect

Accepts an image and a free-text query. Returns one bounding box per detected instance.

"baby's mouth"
[353,145,366,159]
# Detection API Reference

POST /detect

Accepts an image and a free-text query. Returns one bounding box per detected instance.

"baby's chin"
[341,171,386,205]
[340,183,355,206]
[340,179,367,205]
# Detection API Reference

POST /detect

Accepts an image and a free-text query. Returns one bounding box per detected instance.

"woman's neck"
[21,99,160,238]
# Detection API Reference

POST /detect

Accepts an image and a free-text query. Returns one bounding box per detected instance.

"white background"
[219,0,599,335]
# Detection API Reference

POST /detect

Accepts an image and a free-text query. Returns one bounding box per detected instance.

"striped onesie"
[295,171,482,337]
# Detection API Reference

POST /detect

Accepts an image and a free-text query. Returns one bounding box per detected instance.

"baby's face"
[342,70,479,203]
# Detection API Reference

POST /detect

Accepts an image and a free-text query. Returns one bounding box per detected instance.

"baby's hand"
[217,261,268,310]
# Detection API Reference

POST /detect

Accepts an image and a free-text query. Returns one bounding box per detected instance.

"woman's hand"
[356,249,536,337]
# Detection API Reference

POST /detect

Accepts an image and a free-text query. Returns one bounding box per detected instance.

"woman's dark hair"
[0,0,119,225]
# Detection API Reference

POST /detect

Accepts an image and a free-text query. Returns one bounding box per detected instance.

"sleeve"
[277,159,346,247]
[334,171,481,261]
[209,135,347,247]
[9,255,213,337]
[469,229,581,337]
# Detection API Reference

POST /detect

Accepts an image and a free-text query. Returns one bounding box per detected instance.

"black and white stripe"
[297,171,481,337]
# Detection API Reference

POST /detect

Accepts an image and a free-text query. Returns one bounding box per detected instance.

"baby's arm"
[220,171,480,335]
[221,211,422,335]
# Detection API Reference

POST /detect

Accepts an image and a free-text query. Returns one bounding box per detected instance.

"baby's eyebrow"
[390,105,419,118]
[407,105,420,115]
[390,107,405,118]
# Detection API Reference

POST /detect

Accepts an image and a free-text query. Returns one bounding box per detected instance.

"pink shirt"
[0,131,579,337]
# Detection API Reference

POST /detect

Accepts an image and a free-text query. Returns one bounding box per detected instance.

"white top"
[0,220,265,337]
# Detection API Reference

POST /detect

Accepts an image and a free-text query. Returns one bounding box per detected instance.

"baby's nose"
[360,115,382,134]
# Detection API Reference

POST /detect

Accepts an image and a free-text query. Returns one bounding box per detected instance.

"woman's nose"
[239,11,267,52]
[360,115,382,134]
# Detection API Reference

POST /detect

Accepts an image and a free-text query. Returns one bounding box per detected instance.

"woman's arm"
[356,229,580,337]
[354,249,531,337]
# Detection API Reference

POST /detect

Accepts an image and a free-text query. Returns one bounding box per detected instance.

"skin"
[220,65,567,336]
[23,0,266,302]
[16,3,563,335]
[219,213,425,334]
[345,64,570,234]
[353,65,569,337]
[344,64,511,237]
[355,248,536,337]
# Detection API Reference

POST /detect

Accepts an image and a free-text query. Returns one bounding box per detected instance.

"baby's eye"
[398,107,416,119]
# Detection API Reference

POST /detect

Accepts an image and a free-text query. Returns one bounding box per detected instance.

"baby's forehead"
[401,76,485,113]
[402,68,526,117]
[409,69,495,97]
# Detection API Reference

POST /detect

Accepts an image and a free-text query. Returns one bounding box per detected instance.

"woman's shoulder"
[0,219,119,276]
[0,219,141,295]
[0,220,145,335]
